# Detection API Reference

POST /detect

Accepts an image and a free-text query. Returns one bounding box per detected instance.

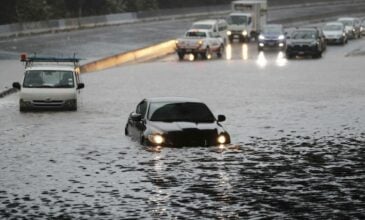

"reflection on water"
[225,44,232,60]
[276,51,287,67]
[242,44,248,60]
[188,54,195,61]
[256,51,267,68]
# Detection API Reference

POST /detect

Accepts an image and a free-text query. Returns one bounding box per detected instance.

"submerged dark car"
[286,27,326,59]
[125,97,231,147]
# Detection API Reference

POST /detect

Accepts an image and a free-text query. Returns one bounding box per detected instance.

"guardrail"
[0,0,359,39]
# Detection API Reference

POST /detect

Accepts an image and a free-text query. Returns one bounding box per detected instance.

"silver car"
[323,22,348,45]
[337,17,362,39]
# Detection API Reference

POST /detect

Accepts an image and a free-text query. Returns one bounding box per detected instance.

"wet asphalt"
[1,35,365,218]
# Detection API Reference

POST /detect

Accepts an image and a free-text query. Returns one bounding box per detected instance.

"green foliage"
[0,0,232,24]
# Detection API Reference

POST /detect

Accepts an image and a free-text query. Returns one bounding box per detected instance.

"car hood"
[344,26,354,31]
[287,39,316,45]
[323,30,342,36]
[148,121,222,133]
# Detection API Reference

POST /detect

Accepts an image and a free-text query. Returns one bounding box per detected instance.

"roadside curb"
[0,88,17,98]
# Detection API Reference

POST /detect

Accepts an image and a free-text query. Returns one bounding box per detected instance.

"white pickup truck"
[175,29,224,60]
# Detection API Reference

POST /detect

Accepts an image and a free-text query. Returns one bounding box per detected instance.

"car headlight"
[278,35,285,40]
[217,134,227,144]
[148,134,164,145]
[198,40,203,45]
[242,30,248,36]
[258,34,265,40]
[227,30,232,35]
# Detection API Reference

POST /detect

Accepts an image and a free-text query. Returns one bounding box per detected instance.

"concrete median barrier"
[80,40,176,73]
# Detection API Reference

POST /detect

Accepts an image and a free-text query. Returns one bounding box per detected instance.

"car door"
[134,100,148,141]
[129,100,147,139]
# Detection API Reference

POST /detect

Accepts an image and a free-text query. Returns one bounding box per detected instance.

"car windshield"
[324,25,342,31]
[227,16,248,25]
[263,27,282,35]
[186,31,206,37]
[148,102,216,123]
[192,24,213,30]
[23,70,74,88]
[291,30,317,39]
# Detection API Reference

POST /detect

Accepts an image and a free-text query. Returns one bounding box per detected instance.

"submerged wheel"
[201,48,211,60]
[217,45,224,58]
[177,52,185,60]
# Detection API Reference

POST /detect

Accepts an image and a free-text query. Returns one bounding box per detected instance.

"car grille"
[166,129,217,147]
[289,44,316,52]
[32,100,64,107]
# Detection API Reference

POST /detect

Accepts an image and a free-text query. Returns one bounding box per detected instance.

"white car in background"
[175,29,225,60]
[337,17,362,39]
[322,22,348,45]
[12,55,85,111]
[191,19,229,44]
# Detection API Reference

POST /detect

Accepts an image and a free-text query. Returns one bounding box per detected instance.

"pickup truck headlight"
[278,35,285,40]
[242,30,248,36]
[217,134,227,144]
[227,31,232,36]
[148,134,164,145]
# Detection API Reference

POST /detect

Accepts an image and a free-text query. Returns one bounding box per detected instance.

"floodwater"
[1,36,365,219]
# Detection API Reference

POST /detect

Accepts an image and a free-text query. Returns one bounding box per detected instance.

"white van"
[12,55,85,111]
[191,19,229,44]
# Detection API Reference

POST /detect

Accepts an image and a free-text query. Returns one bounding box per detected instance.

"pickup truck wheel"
[177,52,185,60]
[201,48,211,60]
[217,45,224,58]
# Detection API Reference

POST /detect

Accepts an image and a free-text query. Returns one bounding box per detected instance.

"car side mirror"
[217,115,226,122]
[12,82,21,90]
[77,83,85,89]
[131,113,142,122]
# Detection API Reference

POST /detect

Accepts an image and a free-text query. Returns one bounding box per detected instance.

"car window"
[291,30,317,39]
[148,102,215,123]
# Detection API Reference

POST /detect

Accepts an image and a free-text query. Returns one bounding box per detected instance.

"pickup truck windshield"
[291,31,317,40]
[23,70,75,88]
[186,31,206,37]
[149,102,215,123]
[324,25,342,31]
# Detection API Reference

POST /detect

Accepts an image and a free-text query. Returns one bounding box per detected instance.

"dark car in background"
[125,97,231,147]
[285,27,326,59]
[258,24,286,51]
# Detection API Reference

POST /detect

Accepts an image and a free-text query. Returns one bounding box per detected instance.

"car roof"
[229,12,251,16]
[145,97,202,103]
[186,29,210,34]
[25,65,75,71]
[324,22,344,26]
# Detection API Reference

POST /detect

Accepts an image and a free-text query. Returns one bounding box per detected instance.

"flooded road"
[1,38,365,219]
